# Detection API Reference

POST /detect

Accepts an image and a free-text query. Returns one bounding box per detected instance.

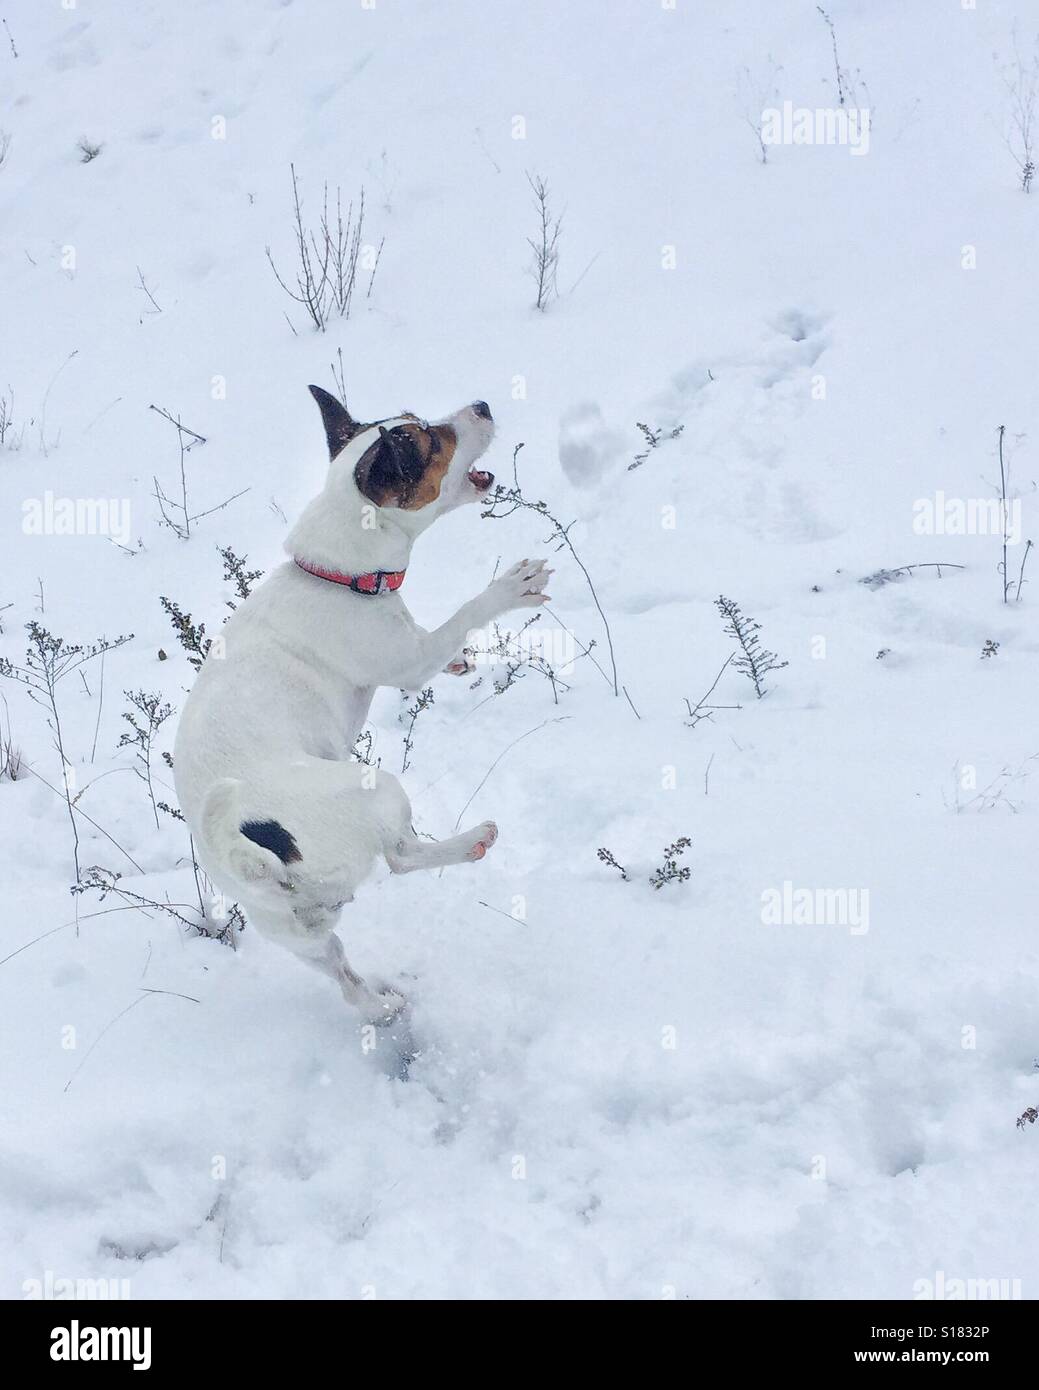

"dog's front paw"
[368,987,407,1024]
[487,558,552,615]
[464,820,498,861]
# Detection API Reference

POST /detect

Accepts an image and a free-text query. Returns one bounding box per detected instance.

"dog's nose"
[472,400,493,421]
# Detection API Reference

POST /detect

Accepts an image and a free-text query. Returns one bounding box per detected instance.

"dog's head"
[308,385,495,529]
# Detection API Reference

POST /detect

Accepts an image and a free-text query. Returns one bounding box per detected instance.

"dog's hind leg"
[247,901,404,1023]
[385,820,499,873]
[320,932,406,1022]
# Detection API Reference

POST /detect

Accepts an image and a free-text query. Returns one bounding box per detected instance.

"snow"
[2,0,1038,1299]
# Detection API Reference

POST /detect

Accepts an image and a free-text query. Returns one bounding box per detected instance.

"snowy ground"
[2,0,1038,1300]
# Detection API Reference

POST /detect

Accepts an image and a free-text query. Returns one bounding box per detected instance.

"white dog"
[173,388,551,1020]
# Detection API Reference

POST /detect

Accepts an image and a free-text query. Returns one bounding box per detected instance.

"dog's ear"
[354,426,425,507]
[308,384,361,459]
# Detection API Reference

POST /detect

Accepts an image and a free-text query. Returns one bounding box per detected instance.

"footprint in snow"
[558,401,626,487]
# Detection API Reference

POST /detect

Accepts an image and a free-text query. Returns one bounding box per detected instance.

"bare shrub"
[816,6,868,109]
[998,28,1039,192]
[482,443,619,696]
[715,595,787,699]
[596,837,692,890]
[0,695,23,782]
[684,654,743,729]
[118,690,174,830]
[149,404,246,539]
[946,755,1039,815]
[400,687,435,773]
[218,545,263,612]
[736,59,783,164]
[72,864,245,950]
[596,847,629,881]
[526,173,562,311]
[158,596,210,671]
[0,386,23,450]
[0,623,133,879]
[160,544,264,674]
[628,421,684,471]
[266,164,376,331]
[135,266,162,316]
[466,613,584,708]
[859,562,965,589]
[650,837,692,891]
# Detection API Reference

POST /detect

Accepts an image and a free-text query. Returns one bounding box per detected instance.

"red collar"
[294,557,406,595]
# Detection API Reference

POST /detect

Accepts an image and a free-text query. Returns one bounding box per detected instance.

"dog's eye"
[427,429,441,456]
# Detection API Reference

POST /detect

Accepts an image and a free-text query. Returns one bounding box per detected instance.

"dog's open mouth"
[468,468,495,492]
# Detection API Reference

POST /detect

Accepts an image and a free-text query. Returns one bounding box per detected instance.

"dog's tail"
[200,777,303,888]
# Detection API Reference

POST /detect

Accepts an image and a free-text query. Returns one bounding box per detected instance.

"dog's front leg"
[402,559,552,687]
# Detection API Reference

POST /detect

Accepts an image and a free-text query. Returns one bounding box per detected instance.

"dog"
[172,387,551,1021]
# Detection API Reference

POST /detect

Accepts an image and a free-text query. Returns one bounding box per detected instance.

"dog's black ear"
[308,384,361,459]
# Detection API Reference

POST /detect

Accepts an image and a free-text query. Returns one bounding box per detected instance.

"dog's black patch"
[240,819,303,864]
[355,427,428,507]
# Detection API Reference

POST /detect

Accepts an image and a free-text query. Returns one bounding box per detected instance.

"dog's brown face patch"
[354,419,458,510]
[399,421,458,510]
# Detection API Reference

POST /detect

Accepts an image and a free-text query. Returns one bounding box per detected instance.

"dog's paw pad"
[466,821,498,859]
[444,651,476,677]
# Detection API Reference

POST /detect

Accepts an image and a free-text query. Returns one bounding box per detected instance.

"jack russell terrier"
[173,389,550,1021]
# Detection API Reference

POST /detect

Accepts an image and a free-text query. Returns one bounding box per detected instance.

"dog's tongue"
[469,468,494,491]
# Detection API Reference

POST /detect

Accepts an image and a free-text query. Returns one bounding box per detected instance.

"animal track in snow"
[558,401,627,486]
[614,310,840,553]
